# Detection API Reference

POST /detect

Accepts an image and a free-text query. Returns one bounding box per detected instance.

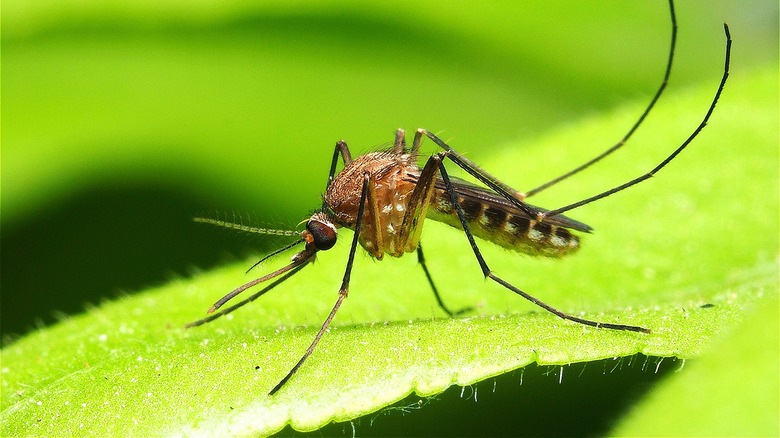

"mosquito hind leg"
[415,129,539,221]
[541,22,731,220]
[417,245,473,317]
[414,129,529,199]
[524,0,678,198]
[434,151,650,333]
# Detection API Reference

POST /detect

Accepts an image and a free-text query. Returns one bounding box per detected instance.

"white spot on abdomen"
[528,229,544,241]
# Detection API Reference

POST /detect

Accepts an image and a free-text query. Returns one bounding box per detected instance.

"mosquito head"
[303,212,338,251]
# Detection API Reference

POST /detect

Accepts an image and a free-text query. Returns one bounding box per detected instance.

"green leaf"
[3,64,778,434]
[613,294,779,436]
[3,0,778,436]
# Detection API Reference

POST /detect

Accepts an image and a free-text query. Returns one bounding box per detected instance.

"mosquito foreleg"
[269,172,372,395]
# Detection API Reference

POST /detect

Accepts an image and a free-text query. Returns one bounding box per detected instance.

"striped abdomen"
[427,188,581,258]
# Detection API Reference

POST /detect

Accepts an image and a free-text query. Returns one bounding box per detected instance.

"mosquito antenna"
[193,216,299,237]
[544,22,731,219]
[207,247,316,313]
[184,262,308,328]
[525,0,678,198]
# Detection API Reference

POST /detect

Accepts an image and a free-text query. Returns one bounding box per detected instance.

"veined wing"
[430,175,593,233]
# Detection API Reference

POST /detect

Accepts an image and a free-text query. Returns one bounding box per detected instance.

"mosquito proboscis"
[187,0,732,396]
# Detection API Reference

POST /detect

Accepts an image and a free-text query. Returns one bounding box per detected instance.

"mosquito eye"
[306,220,337,250]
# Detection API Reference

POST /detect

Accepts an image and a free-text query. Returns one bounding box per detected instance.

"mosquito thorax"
[304,213,338,251]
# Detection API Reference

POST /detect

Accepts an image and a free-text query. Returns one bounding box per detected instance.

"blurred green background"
[2,0,778,434]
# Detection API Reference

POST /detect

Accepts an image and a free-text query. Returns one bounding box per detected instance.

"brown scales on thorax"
[324,151,421,259]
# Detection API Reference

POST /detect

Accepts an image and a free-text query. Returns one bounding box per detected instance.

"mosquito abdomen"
[429,191,580,258]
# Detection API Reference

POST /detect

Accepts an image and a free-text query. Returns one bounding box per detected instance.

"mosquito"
[187,0,732,396]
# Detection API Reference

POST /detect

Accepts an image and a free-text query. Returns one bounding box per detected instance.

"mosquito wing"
[435,176,593,233]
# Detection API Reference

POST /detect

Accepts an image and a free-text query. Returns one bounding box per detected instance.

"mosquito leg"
[417,129,537,220]
[435,153,650,333]
[325,140,353,193]
[417,245,473,317]
[395,148,471,315]
[415,129,528,201]
[420,14,729,226]
[269,172,372,395]
[524,0,678,198]
[542,22,731,220]
[268,289,348,396]
[393,128,407,153]
[363,176,386,258]
[414,129,592,234]
[397,147,440,253]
